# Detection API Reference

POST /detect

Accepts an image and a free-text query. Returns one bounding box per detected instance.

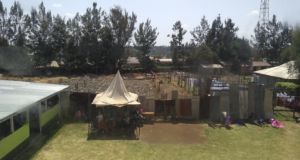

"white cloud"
[182,24,188,28]
[247,10,259,16]
[52,4,62,7]
[66,13,75,17]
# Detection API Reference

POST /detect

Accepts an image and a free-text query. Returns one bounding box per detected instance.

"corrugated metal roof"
[254,61,298,79]
[0,80,69,122]
[127,57,140,65]
[201,64,223,68]
[252,61,271,67]
[220,61,232,65]
[239,62,252,67]
[159,59,172,63]
[149,57,159,60]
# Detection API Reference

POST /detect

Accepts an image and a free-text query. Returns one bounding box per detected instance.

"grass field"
[20,115,300,160]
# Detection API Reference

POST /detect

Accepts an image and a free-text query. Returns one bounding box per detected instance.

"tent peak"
[92,71,140,107]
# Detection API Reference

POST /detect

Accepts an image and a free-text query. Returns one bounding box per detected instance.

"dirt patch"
[140,123,208,145]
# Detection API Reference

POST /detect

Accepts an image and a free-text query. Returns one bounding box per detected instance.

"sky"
[1,0,300,46]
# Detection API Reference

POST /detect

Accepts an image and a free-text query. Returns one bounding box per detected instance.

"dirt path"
[140,123,208,145]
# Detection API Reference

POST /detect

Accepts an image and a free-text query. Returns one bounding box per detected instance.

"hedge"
[275,82,300,90]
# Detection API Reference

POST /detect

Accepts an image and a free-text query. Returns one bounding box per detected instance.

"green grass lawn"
[22,117,300,160]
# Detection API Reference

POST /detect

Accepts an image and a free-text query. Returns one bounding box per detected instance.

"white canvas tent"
[254,61,298,79]
[92,71,140,107]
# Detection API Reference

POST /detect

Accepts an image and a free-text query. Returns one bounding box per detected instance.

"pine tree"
[27,2,53,67]
[0,0,8,39]
[251,22,268,60]
[169,20,186,69]
[134,18,159,72]
[51,14,67,68]
[190,16,210,47]
[105,5,137,70]
[80,2,104,73]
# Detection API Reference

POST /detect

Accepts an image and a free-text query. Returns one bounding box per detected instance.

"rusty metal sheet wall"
[155,100,164,116]
[165,100,176,116]
[180,99,192,116]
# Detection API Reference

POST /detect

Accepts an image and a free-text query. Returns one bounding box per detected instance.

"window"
[47,95,59,108]
[41,94,60,113]
[13,111,27,131]
[41,101,47,113]
[0,119,11,140]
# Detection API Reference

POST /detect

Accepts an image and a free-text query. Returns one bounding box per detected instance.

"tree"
[139,55,157,73]
[99,26,114,74]
[221,18,239,61]
[206,14,223,54]
[65,13,81,73]
[232,38,252,62]
[134,18,159,72]
[190,16,210,47]
[280,27,300,78]
[0,36,8,71]
[191,44,218,66]
[168,20,186,68]
[51,14,66,68]
[7,1,28,46]
[5,1,31,74]
[205,15,239,62]
[266,15,288,63]
[251,22,268,60]
[155,54,162,59]
[80,2,104,73]
[184,42,197,67]
[27,2,53,68]
[0,0,8,39]
[134,18,159,56]
[105,6,137,70]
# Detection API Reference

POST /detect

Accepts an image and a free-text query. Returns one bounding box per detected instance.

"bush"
[275,82,300,90]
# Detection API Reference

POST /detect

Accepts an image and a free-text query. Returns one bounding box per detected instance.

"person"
[235,119,248,127]
[249,113,267,127]
[296,118,300,123]
[75,109,85,122]
[96,111,109,133]
[75,110,83,117]
[249,112,260,126]
[224,113,233,129]
[132,107,145,119]
[255,113,268,127]
[207,120,221,129]
[123,107,130,118]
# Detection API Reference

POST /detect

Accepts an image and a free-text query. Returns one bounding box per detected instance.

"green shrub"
[275,82,300,90]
